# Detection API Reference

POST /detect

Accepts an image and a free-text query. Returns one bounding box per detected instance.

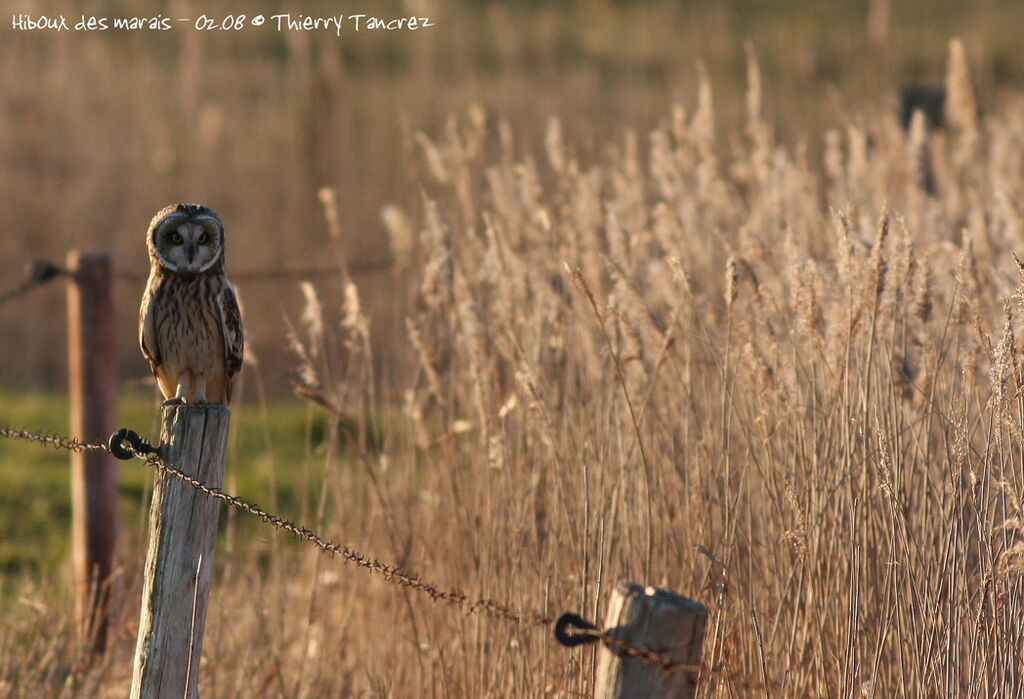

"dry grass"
[7,0,1024,396]
[4,37,1024,699]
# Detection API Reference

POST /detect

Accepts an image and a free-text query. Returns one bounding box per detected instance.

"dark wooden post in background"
[131,405,230,699]
[594,582,709,699]
[67,250,119,653]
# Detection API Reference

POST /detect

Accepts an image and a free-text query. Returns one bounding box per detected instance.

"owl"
[139,204,244,406]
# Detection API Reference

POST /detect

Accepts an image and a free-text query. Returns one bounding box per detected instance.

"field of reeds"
[3,2,1024,697]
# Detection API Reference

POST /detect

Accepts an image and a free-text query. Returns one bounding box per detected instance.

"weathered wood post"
[66,250,119,653]
[131,405,230,699]
[594,582,709,699]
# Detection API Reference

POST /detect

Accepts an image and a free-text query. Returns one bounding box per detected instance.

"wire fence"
[0,254,785,693]
[0,261,66,307]
[0,422,727,685]
[0,257,392,310]
[113,260,394,284]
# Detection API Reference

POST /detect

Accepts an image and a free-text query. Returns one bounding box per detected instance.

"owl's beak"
[187,245,196,264]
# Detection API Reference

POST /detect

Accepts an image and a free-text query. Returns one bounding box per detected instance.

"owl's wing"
[219,282,244,381]
[139,283,161,371]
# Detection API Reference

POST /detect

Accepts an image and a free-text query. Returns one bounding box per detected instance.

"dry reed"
[3,38,1024,698]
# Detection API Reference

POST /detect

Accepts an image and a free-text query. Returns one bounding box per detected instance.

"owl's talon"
[162,397,186,407]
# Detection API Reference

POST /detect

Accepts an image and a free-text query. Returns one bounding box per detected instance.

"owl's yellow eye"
[171,232,183,244]
[197,232,208,245]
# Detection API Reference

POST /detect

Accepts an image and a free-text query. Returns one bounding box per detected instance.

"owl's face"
[148,204,224,274]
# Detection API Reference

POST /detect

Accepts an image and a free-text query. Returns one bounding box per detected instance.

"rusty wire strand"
[142,451,554,627]
[3,258,392,298]
[2,424,551,628]
[113,260,393,285]
[0,261,66,307]
[0,422,797,691]
[0,425,108,453]
[597,632,703,677]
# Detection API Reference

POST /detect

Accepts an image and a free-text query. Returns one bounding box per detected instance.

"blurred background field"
[4,0,1024,395]
[3,1,1024,696]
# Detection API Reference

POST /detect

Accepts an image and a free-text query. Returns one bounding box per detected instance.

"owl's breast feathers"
[139,269,244,403]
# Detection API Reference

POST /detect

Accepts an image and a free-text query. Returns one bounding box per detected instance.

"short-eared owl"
[139,204,243,405]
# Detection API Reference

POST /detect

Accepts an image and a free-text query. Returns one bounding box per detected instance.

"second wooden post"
[131,405,230,699]
[67,250,119,654]
[594,582,709,699]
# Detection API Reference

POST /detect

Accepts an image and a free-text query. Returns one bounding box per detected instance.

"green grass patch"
[0,385,352,601]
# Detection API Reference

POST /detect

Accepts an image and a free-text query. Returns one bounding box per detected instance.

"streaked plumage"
[139,204,243,405]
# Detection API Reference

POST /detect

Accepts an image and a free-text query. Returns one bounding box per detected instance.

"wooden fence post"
[131,405,230,699]
[66,250,119,653]
[594,582,709,699]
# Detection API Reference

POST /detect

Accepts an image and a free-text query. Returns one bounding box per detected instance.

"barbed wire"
[556,613,809,692]
[1,422,793,692]
[4,424,551,627]
[114,259,393,285]
[0,425,108,453]
[0,260,66,307]
[0,258,392,307]
[554,613,703,676]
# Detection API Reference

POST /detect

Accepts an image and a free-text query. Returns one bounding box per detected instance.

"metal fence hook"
[553,612,600,647]
[108,428,157,460]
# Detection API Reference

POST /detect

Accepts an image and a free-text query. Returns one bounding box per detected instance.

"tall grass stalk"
[4,40,1024,697]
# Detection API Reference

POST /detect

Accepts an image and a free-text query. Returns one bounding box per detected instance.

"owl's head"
[147,203,225,274]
